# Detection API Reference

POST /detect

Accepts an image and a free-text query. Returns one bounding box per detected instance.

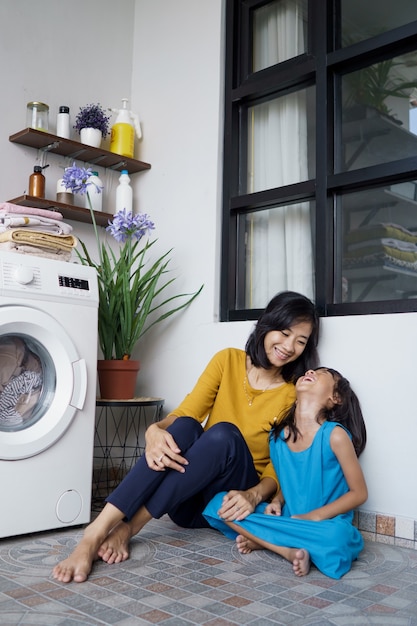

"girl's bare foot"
[236,534,263,554]
[97,520,131,564]
[292,548,310,576]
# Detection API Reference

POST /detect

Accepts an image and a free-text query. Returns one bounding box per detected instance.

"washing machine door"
[0,305,87,460]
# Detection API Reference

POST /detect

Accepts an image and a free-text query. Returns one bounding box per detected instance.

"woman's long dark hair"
[245,291,320,383]
[272,367,367,456]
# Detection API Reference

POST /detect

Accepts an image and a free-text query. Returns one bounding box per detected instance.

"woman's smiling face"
[264,320,313,368]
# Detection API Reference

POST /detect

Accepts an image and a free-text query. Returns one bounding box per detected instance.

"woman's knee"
[167,416,204,448]
[203,422,244,447]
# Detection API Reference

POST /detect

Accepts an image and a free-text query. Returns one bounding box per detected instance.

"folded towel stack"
[0,202,78,261]
[344,222,417,276]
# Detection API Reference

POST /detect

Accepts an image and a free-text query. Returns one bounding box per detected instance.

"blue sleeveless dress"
[203,421,364,579]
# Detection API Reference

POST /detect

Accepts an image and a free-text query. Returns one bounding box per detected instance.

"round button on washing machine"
[14,265,34,285]
[56,490,83,523]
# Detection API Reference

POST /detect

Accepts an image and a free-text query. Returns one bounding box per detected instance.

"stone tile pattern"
[357,508,417,550]
[0,514,417,625]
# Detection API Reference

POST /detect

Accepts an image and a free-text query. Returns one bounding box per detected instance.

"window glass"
[340,183,417,303]
[253,0,307,71]
[340,50,417,172]
[340,0,417,47]
[242,201,315,309]
[246,87,315,193]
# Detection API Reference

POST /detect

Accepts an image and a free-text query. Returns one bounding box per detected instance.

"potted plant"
[62,163,203,399]
[73,103,111,147]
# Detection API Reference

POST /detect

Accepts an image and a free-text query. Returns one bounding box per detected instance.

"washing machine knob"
[14,265,34,285]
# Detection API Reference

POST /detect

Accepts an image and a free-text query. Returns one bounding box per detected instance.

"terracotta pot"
[97,359,140,400]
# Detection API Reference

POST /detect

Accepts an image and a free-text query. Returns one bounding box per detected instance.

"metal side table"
[92,397,164,509]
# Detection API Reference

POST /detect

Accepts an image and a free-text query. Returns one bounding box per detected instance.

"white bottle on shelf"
[83,171,104,212]
[56,105,70,138]
[115,169,133,213]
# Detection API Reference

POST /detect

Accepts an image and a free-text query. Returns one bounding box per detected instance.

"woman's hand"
[217,478,278,521]
[144,422,188,473]
[217,489,258,521]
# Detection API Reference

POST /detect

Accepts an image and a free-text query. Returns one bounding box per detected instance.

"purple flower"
[106,209,155,243]
[73,103,111,137]
[72,177,202,360]
[62,163,94,195]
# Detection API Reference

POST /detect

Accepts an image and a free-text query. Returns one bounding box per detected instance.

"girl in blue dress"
[203,367,367,579]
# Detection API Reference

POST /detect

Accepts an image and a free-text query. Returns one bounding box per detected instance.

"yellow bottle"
[110,98,141,159]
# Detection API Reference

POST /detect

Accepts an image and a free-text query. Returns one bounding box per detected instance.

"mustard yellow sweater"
[171,348,296,485]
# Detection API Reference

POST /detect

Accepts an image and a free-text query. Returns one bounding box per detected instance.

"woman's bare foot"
[97,520,131,564]
[236,534,263,554]
[52,530,100,583]
[292,548,310,577]
[52,503,125,583]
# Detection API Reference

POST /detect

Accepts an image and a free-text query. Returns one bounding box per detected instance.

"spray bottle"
[109,98,142,159]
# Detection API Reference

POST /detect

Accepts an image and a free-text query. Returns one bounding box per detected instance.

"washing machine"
[0,250,99,538]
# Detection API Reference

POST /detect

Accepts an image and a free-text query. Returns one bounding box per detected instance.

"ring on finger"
[158,454,164,462]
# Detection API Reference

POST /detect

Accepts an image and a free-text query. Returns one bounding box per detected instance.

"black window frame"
[221,0,417,321]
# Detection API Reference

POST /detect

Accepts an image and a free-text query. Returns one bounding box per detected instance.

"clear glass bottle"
[26,101,49,131]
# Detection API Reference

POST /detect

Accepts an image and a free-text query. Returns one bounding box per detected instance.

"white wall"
[0,0,135,213]
[132,0,417,522]
[319,313,417,520]
[0,0,416,522]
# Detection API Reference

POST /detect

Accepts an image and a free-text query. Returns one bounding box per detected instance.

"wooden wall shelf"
[8,195,112,227]
[9,128,151,174]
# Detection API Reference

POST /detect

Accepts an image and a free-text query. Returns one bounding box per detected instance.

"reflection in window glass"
[340,184,417,303]
[340,0,417,47]
[247,87,315,194]
[253,0,307,72]
[340,50,417,172]
[243,202,315,309]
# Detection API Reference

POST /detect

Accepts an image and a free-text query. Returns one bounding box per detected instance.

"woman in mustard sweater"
[53,291,320,583]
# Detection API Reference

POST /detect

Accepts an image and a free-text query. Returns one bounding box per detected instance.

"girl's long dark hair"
[272,368,367,456]
[245,291,320,383]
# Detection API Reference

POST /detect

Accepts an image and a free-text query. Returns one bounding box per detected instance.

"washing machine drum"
[0,306,87,460]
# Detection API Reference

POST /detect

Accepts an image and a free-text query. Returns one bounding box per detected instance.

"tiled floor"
[1,514,417,626]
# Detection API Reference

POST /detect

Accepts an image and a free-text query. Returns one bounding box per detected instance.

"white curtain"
[246,0,314,307]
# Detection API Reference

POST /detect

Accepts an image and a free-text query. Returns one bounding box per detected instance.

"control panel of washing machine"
[58,275,90,291]
[0,253,99,305]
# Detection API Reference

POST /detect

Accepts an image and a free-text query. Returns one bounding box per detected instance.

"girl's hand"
[291,512,318,521]
[217,489,257,521]
[265,500,282,516]
[144,423,188,473]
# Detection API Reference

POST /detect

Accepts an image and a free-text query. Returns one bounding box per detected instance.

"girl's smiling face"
[264,320,313,368]
[297,368,340,408]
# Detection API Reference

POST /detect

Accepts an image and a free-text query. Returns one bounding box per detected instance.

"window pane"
[246,87,315,193]
[340,183,417,303]
[253,0,307,72]
[242,202,315,309]
[340,51,417,172]
[340,0,417,47]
